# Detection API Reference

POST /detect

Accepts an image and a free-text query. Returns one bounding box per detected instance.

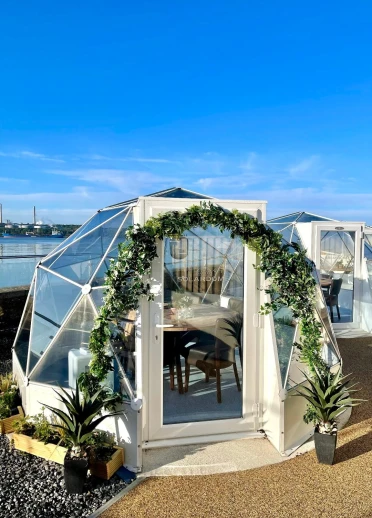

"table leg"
[174,336,184,394]
[169,359,175,390]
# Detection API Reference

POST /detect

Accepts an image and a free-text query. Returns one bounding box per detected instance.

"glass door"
[147,217,259,443]
[315,223,362,327]
[162,226,244,425]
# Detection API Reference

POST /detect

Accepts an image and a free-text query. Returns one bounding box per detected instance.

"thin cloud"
[196,172,260,190]
[239,152,258,171]
[0,150,65,163]
[46,168,173,193]
[89,154,175,164]
[288,155,320,177]
[0,176,29,184]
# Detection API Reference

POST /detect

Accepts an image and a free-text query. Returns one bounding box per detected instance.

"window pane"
[30,296,96,387]
[14,282,35,372]
[162,226,244,425]
[43,212,126,285]
[90,288,105,310]
[273,305,296,387]
[46,207,126,258]
[29,269,81,374]
[91,210,133,287]
[111,310,137,393]
[320,230,355,323]
[297,213,329,223]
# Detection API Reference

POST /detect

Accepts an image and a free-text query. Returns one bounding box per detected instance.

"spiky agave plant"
[296,367,363,434]
[42,381,122,457]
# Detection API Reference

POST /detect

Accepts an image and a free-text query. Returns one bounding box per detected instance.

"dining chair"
[181,316,242,404]
[163,331,185,393]
[227,297,243,365]
[325,278,343,322]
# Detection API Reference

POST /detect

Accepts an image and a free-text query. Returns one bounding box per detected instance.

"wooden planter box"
[0,406,24,434]
[12,433,68,465]
[89,446,124,480]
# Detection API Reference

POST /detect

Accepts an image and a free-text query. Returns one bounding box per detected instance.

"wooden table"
[160,305,235,394]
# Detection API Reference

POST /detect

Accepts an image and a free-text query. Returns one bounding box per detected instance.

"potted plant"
[296,367,362,465]
[12,410,68,464]
[42,381,122,494]
[0,373,23,434]
[86,430,124,480]
[171,291,194,320]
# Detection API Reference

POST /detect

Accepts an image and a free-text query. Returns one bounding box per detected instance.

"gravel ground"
[101,336,372,518]
[0,329,16,365]
[0,435,127,518]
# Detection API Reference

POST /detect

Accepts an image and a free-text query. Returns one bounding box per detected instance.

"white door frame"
[312,221,364,329]
[140,197,266,446]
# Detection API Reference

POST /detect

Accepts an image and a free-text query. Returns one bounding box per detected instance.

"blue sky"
[1,1,372,224]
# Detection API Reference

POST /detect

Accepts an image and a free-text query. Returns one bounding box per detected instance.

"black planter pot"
[314,429,337,465]
[64,457,89,494]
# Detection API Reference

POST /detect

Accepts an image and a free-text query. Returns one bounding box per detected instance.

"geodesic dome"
[13,187,211,389]
[12,191,348,459]
[267,211,333,248]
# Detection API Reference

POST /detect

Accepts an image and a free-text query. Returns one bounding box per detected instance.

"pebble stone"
[0,435,127,518]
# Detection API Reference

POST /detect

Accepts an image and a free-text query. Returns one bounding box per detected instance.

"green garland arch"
[80,202,327,395]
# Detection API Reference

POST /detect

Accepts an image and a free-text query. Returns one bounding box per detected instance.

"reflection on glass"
[92,211,133,287]
[43,212,128,284]
[267,223,303,248]
[322,340,340,367]
[312,273,338,349]
[30,296,96,387]
[367,261,372,292]
[29,269,81,374]
[284,275,341,391]
[14,283,35,372]
[273,305,296,386]
[111,310,137,392]
[365,235,372,293]
[48,207,127,258]
[30,295,120,393]
[162,226,244,424]
[320,230,355,323]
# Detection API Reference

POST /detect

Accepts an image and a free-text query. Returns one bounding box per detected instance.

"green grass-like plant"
[42,381,122,457]
[0,376,19,419]
[296,367,363,434]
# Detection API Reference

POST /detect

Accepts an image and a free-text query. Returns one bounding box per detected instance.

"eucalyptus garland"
[79,202,326,395]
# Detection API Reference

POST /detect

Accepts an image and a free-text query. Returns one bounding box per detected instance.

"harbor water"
[0,237,64,288]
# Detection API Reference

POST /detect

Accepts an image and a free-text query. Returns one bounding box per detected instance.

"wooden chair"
[227,297,243,365]
[181,316,242,404]
[325,278,342,322]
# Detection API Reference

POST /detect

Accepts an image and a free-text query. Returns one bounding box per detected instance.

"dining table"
[159,304,236,394]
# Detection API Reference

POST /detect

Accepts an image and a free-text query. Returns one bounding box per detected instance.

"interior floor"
[163,351,243,425]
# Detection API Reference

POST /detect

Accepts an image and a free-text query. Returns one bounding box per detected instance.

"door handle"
[155,324,174,328]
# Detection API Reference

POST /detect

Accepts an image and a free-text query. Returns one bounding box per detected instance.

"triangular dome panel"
[273,305,296,387]
[221,238,244,298]
[268,213,301,224]
[30,295,96,387]
[44,206,127,260]
[42,212,127,285]
[91,260,111,288]
[91,288,105,310]
[28,269,81,375]
[296,212,331,223]
[14,280,35,373]
[90,209,134,287]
